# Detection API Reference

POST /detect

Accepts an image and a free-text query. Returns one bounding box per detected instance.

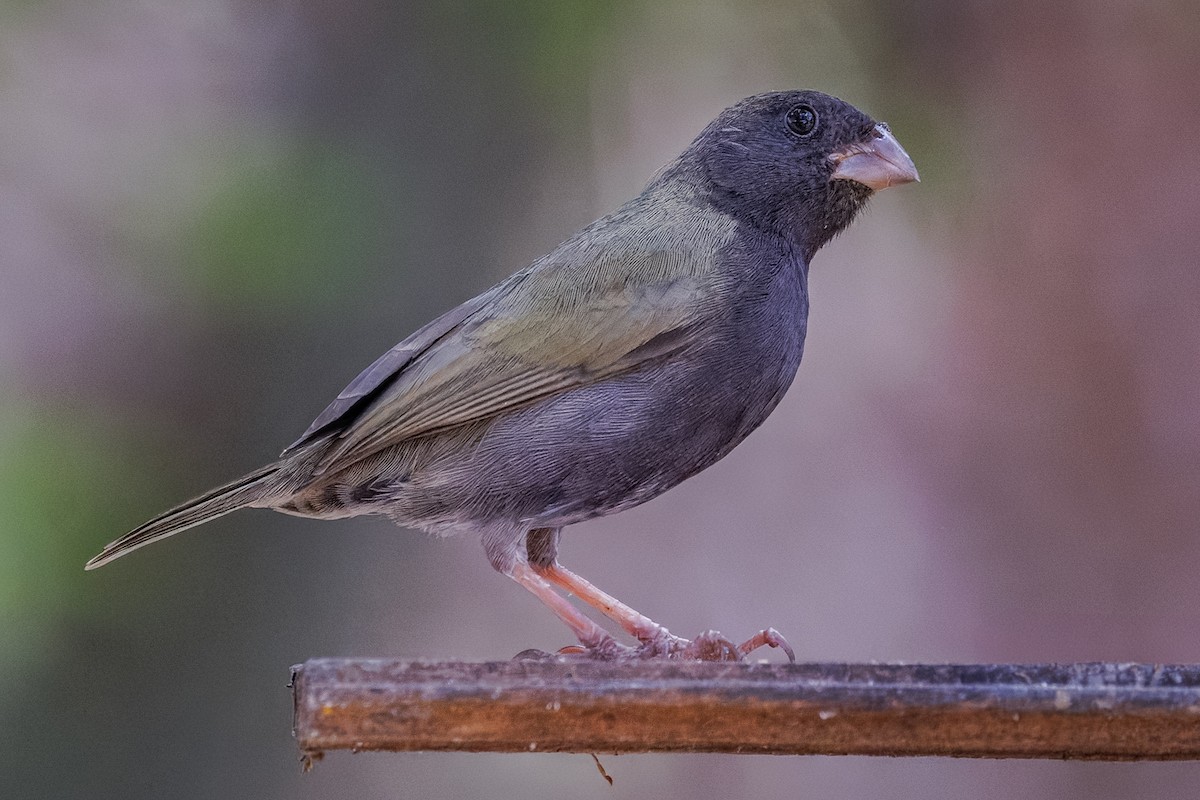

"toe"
[736,627,797,662]
[682,630,742,661]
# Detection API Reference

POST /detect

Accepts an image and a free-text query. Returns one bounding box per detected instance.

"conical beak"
[830,124,919,191]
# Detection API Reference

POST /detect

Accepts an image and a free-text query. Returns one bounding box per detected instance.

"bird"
[87,90,918,661]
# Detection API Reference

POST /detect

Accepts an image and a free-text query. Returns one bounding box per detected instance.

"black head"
[675,90,917,257]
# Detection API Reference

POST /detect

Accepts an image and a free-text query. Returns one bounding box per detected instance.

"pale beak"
[829,124,919,191]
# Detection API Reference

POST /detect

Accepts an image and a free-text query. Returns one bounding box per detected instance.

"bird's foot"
[513,637,640,661]
[734,627,796,662]
[516,627,795,663]
[572,633,643,660]
[636,626,796,662]
[672,630,741,661]
[540,631,718,661]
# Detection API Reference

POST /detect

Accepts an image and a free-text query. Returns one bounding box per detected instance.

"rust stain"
[291,659,1200,760]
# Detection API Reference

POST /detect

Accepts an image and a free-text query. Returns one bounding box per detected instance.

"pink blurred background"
[3,1,1199,797]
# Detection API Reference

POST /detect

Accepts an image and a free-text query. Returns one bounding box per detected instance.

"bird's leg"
[504,562,633,659]
[531,561,695,658]
[518,528,795,661]
[534,562,797,662]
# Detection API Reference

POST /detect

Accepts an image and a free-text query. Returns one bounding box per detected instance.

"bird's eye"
[785,105,818,137]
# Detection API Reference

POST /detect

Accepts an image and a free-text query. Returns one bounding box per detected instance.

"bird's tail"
[85,463,283,570]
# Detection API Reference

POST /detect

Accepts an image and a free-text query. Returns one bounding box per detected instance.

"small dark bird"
[87,91,918,660]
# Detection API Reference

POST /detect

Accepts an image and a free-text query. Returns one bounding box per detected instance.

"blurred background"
[3,1,1199,797]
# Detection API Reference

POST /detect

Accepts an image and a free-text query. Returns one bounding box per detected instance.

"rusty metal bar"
[291,659,1200,760]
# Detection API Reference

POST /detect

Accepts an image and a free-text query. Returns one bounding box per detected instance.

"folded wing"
[291,237,724,476]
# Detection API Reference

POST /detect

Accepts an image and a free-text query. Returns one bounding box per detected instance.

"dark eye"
[785,104,818,137]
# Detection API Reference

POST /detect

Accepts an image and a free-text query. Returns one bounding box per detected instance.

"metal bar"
[291,659,1200,760]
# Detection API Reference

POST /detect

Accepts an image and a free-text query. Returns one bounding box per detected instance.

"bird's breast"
[702,260,808,446]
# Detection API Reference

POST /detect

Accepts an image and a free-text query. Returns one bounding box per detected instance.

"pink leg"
[534,562,671,644]
[506,562,631,658]
[534,562,796,662]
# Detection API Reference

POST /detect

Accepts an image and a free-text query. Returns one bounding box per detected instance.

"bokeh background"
[4,1,1199,797]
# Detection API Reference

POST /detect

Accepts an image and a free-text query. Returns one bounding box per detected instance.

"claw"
[735,627,796,663]
[556,644,588,656]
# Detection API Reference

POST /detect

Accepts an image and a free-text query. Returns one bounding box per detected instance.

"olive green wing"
[282,279,517,455]
[306,246,717,475]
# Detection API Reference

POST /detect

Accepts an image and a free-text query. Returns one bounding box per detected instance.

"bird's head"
[682,90,918,257]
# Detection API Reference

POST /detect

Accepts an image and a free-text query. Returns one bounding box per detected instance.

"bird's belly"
[367,315,806,531]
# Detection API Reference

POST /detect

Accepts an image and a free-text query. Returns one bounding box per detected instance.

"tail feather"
[85,463,282,570]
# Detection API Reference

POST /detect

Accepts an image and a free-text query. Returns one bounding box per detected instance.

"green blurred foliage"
[0,404,160,675]
[480,0,624,102]
[181,145,381,310]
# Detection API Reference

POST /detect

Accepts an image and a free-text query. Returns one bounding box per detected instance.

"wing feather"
[282,279,523,454]
[299,206,733,475]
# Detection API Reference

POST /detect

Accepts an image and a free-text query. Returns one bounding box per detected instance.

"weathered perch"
[291,659,1200,760]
